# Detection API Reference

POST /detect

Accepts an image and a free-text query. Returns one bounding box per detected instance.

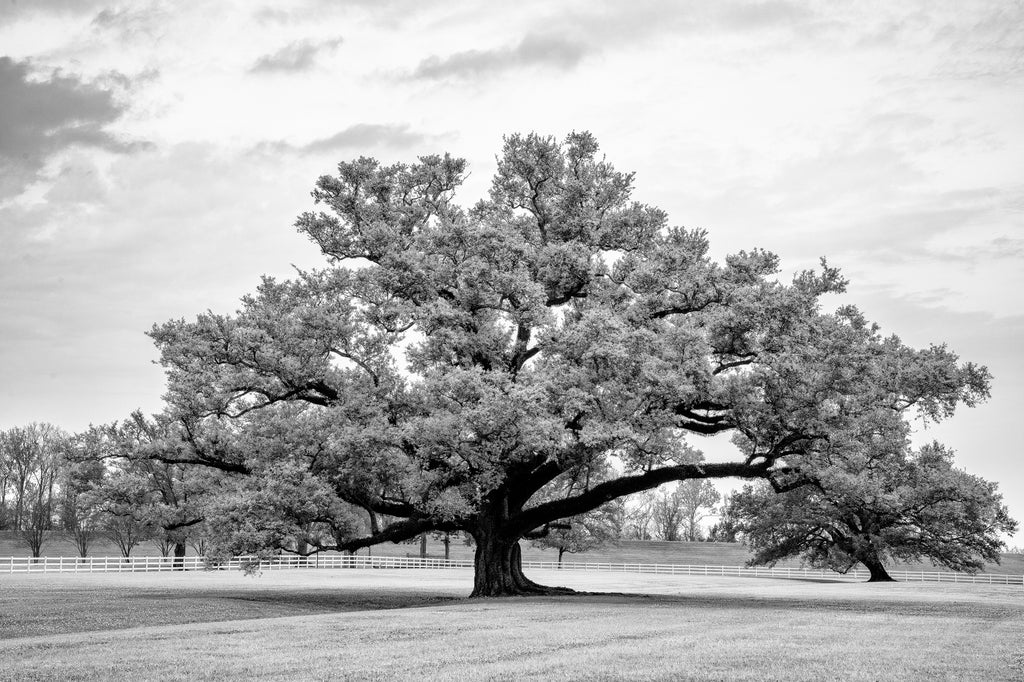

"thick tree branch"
[336,517,462,552]
[511,461,769,535]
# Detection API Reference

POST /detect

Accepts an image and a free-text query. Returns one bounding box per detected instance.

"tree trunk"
[173,541,187,570]
[419,532,427,558]
[470,527,575,597]
[74,529,90,558]
[471,531,523,597]
[862,556,895,582]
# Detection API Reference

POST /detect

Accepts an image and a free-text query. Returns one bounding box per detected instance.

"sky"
[1,0,1021,542]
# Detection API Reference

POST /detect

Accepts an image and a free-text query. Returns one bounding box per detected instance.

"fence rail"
[1,555,1021,585]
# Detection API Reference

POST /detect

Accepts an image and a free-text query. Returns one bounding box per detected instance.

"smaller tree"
[14,426,66,558]
[101,513,150,558]
[677,479,721,542]
[150,534,176,557]
[19,496,53,559]
[188,521,211,557]
[86,470,155,559]
[59,453,106,558]
[623,491,656,540]
[432,530,456,560]
[706,496,740,543]
[61,487,104,559]
[0,438,12,530]
[652,487,685,541]
[651,479,720,541]
[732,442,1017,581]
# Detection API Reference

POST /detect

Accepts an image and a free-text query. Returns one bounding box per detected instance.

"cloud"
[519,0,823,56]
[0,57,143,199]
[410,33,588,81]
[0,142,328,430]
[989,236,1024,259]
[90,4,170,42]
[0,0,108,20]
[303,123,430,152]
[256,123,434,155]
[250,37,344,73]
[253,0,429,28]
[717,0,812,29]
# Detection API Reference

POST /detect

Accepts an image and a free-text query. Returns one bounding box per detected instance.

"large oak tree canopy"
[149,132,989,596]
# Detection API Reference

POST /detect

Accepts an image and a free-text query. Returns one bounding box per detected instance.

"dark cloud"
[90,5,170,41]
[250,37,344,73]
[92,6,136,28]
[989,236,1024,258]
[400,1,825,82]
[534,0,823,52]
[253,7,295,24]
[0,0,108,20]
[302,123,428,152]
[256,123,432,155]
[0,57,143,198]
[410,33,588,81]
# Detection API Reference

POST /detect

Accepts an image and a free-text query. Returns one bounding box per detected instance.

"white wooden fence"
[1,555,1021,585]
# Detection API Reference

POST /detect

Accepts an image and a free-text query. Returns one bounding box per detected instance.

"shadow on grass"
[4,579,1019,641]
[0,587,466,640]
[517,588,1022,623]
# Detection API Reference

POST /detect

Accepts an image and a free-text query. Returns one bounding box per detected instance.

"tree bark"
[862,556,895,582]
[173,541,187,570]
[470,531,523,597]
[471,534,573,597]
[469,520,574,597]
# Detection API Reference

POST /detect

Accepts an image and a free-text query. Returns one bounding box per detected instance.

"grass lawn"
[1,569,1022,680]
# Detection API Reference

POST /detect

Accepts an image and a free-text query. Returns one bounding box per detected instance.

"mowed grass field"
[1,568,1022,681]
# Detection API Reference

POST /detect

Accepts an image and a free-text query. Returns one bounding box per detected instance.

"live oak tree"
[731,441,1017,581]
[149,132,989,596]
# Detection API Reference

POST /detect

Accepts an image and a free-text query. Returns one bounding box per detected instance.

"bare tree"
[2,425,50,530]
[652,486,686,541]
[677,479,722,542]
[58,448,106,558]
[8,425,67,557]
[0,441,11,530]
[651,480,721,541]
[623,491,656,540]
[707,496,740,542]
